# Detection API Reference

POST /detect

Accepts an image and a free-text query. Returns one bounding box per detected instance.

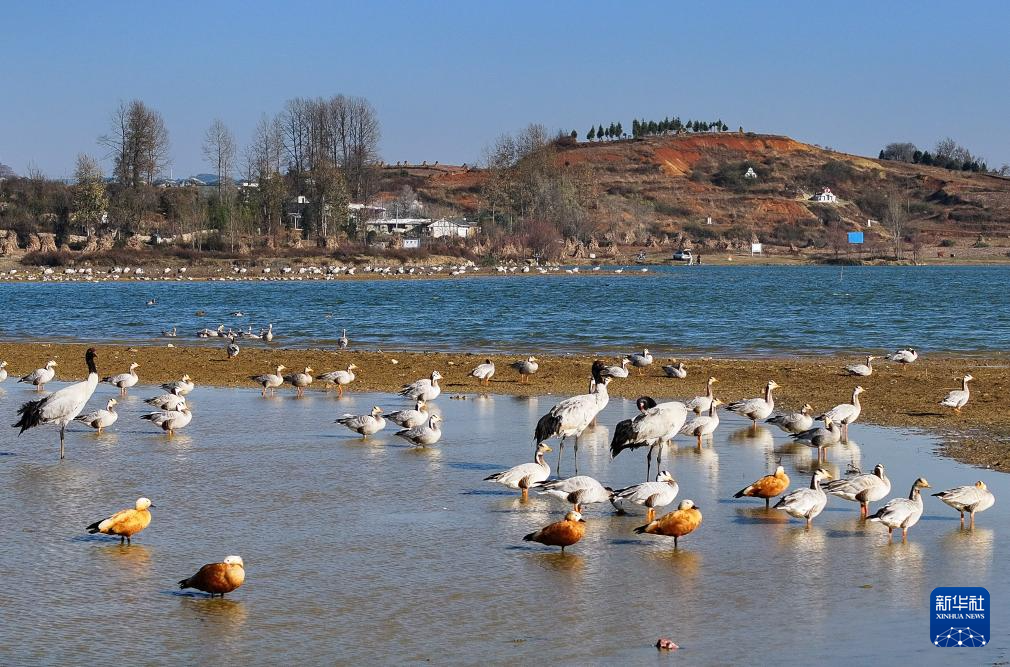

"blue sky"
[2,1,1007,178]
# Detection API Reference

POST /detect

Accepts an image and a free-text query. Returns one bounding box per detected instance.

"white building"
[811,187,838,203]
[743,167,758,179]
[428,219,479,239]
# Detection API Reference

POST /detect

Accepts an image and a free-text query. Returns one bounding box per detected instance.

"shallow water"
[2,265,1009,354]
[0,382,1006,665]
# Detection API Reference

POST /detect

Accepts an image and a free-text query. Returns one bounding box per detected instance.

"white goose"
[19,360,57,392]
[816,386,864,439]
[103,362,140,396]
[484,442,552,500]
[610,470,679,521]
[262,323,274,342]
[335,406,386,439]
[940,375,972,414]
[511,356,539,383]
[824,463,891,517]
[395,414,443,446]
[610,396,689,480]
[627,349,653,374]
[726,380,780,424]
[681,398,722,447]
[145,386,187,411]
[774,468,832,527]
[765,403,815,434]
[0,360,8,383]
[75,398,119,433]
[662,361,687,379]
[386,400,428,428]
[319,364,358,397]
[141,404,193,437]
[790,417,842,460]
[868,477,931,541]
[533,475,614,512]
[284,367,314,397]
[601,358,630,379]
[469,359,495,386]
[398,371,442,402]
[887,348,918,364]
[250,365,286,397]
[686,377,718,414]
[14,348,99,459]
[226,338,240,359]
[932,481,995,528]
[162,374,195,396]
[844,355,877,377]
[534,362,610,475]
[337,328,349,350]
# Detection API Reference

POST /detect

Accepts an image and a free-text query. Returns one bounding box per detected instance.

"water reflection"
[526,551,586,574]
[728,425,774,450]
[941,526,994,576]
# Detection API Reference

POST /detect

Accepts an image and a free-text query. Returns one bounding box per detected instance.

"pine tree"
[616,122,623,138]
[570,129,578,139]
[632,119,640,138]
[587,126,595,141]
[597,124,605,140]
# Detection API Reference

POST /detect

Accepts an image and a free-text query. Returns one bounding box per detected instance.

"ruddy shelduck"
[734,465,791,508]
[635,499,703,548]
[86,497,154,545]
[523,510,586,553]
[178,555,246,597]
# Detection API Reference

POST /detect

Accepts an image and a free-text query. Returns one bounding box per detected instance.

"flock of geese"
[0,340,993,593]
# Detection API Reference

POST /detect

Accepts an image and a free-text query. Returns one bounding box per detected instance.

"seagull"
[484,442,552,500]
[634,500,703,548]
[774,468,832,527]
[398,371,443,402]
[74,398,119,433]
[610,396,689,480]
[86,497,153,545]
[178,555,246,598]
[534,362,610,475]
[386,400,428,428]
[335,406,386,439]
[940,374,973,414]
[932,481,995,528]
[395,414,443,446]
[816,386,864,439]
[511,356,539,383]
[662,361,687,379]
[611,470,679,521]
[868,477,931,541]
[337,328,349,350]
[250,365,286,397]
[103,362,140,396]
[19,360,57,392]
[13,348,99,459]
[765,403,815,434]
[141,405,193,437]
[469,359,495,386]
[685,377,718,414]
[318,364,358,397]
[627,349,653,375]
[522,510,586,553]
[886,348,918,364]
[844,355,877,377]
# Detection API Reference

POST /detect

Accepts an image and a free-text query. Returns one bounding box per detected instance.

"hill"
[380,133,1010,257]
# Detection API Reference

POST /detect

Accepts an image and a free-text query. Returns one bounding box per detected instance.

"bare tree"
[885,196,908,260]
[202,119,237,191]
[99,100,170,187]
[245,114,286,245]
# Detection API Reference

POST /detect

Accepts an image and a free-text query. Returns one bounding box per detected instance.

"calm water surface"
[0,381,1005,665]
[1,265,1009,354]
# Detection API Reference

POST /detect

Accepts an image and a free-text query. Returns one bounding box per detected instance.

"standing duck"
[484,442,553,500]
[13,348,99,459]
[766,403,815,434]
[319,364,358,397]
[634,500,703,548]
[337,329,349,350]
[510,356,539,383]
[285,367,314,397]
[469,359,496,386]
[19,360,57,392]
[844,356,877,377]
[103,362,140,396]
[681,398,722,447]
[398,371,443,402]
[395,414,443,446]
[179,555,246,597]
[790,417,842,460]
[816,386,864,440]
[251,365,286,397]
[774,468,832,527]
[727,380,780,425]
[685,377,718,414]
[734,464,791,508]
[940,375,973,414]
[86,497,153,545]
[868,477,931,541]
[226,338,240,359]
[824,463,891,517]
[335,406,386,439]
[628,349,653,374]
[611,470,679,521]
[0,360,7,383]
[75,398,119,433]
[932,481,995,528]
[523,511,586,553]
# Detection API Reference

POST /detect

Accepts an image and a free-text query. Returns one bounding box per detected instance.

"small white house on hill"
[811,187,838,203]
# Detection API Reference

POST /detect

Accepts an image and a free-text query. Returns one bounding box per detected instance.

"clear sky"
[2,1,1008,178]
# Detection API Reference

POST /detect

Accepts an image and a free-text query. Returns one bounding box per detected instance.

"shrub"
[938,238,956,247]
[21,250,73,267]
[682,222,718,241]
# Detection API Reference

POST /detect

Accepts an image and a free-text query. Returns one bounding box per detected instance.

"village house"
[811,187,838,203]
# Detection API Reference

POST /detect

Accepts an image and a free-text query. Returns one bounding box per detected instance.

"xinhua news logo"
[930,587,989,647]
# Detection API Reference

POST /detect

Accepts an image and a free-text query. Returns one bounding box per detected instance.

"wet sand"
[2,341,1005,471]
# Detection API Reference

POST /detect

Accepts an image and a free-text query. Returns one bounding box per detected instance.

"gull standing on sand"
[162,374,195,396]
[628,349,653,374]
[386,400,428,428]
[533,475,614,512]
[251,365,286,397]
[285,367,314,397]
[844,356,877,377]
[868,477,931,541]
[335,406,386,439]
[178,555,245,597]
[932,481,995,528]
[19,360,57,392]
[395,413,443,446]
[511,356,539,383]
[319,364,358,397]
[824,463,891,517]
[610,396,689,480]
[662,361,687,379]
[686,377,718,414]
[484,442,552,500]
[145,386,187,410]
[940,374,973,414]
[766,403,814,434]
[734,465,791,508]
[86,497,153,545]
[634,500,703,548]
[75,398,119,433]
[103,362,140,396]
[611,471,679,521]
[469,359,495,386]
[141,404,193,437]
[534,362,610,475]
[816,386,864,439]
[13,348,99,459]
[726,380,780,425]
[399,371,443,402]
[774,468,832,527]
[523,511,586,553]
[887,348,918,364]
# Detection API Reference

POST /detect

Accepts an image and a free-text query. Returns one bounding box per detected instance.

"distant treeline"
[879,138,1008,175]
[572,117,731,142]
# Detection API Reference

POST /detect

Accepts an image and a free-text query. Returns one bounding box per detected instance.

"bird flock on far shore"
[0,338,994,598]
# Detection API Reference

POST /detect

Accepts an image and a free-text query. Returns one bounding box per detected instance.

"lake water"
[0,381,1005,665]
[1,265,1009,355]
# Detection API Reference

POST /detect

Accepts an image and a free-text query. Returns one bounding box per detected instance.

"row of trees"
[584,122,624,141]
[879,138,1008,175]
[633,117,729,138]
